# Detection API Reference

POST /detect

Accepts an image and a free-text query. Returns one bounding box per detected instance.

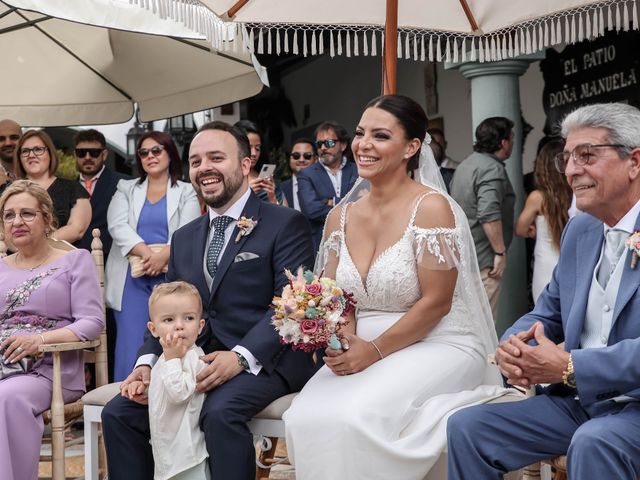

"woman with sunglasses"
[15,130,91,243]
[105,131,201,381]
[281,138,317,210]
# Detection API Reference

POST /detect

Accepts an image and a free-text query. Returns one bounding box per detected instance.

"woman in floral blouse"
[0,180,103,479]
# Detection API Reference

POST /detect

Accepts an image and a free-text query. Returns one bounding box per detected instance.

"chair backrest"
[0,229,108,387]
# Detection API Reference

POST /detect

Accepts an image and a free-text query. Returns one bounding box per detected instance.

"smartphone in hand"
[258,164,276,179]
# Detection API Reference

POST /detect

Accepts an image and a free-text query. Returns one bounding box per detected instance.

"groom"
[447,103,640,479]
[102,121,317,479]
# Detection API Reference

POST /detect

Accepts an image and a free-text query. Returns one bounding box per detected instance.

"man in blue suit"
[281,137,317,210]
[447,103,640,479]
[102,121,317,480]
[298,121,358,252]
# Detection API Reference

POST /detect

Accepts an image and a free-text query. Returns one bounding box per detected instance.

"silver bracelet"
[370,340,384,360]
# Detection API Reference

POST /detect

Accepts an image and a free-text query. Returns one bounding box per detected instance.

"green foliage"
[55,150,78,180]
[269,146,290,182]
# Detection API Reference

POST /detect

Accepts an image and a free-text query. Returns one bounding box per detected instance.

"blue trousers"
[447,393,640,480]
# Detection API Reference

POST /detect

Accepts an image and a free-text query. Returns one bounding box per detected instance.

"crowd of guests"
[1,97,640,480]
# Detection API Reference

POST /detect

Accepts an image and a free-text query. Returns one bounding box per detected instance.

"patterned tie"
[206,216,234,278]
[598,229,629,288]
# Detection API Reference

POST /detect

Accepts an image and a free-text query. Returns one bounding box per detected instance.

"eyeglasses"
[138,145,165,158]
[75,148,104,158]
[315,139,338,149]
[19,146,48,158]
[290,152,314,160]
[554,143,628,173]
[2,209,40,223]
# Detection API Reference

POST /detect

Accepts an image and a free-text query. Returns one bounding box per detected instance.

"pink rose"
[305,283,323,296]
[300,319,319,334]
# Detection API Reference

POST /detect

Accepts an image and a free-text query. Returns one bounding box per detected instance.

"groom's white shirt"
[136,187,262,375]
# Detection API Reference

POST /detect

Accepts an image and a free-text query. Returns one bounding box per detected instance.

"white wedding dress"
[532,215,560,304]
[284,191,510,480]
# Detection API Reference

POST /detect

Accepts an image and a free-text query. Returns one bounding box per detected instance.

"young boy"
[124,281,209,480]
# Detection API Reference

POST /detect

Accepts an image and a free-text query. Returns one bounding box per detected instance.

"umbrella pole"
[383,0,398,95]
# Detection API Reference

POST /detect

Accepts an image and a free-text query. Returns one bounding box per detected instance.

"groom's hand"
[506,323,569,386]
[196,351,243,393]
[120,365,151,405]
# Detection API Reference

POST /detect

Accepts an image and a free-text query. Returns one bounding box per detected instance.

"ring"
[16,346,23,353]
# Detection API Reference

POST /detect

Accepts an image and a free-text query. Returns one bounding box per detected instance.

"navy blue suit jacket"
[281,177,294,208]
[504,211,640,416]
[297,161,358,251]
[138,191,317,391]
[76,168,130,258]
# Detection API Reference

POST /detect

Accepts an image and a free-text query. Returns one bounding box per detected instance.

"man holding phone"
[297,121,358,253]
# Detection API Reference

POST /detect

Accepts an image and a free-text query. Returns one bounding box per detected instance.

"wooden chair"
[0,229,108,480]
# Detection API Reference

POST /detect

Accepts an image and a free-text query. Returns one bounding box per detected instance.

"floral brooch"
[236,216,258,243]
[626,230,640,269]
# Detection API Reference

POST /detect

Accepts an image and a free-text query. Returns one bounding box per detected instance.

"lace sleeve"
[313,205,344,278]
[411,226,462,271]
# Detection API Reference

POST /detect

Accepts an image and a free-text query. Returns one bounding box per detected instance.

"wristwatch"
[235,352,250,371]
[494,250,505,256]
[562,354,577,388]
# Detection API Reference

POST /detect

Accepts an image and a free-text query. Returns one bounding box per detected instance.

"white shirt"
[148,346,208,480]
[136,187,262,375]
[320,156,348,197]
[292,175,301,211]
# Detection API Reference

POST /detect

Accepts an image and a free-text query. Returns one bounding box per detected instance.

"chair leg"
[51,352,66,480]
[255,436,278,480]
[84,410,100,480]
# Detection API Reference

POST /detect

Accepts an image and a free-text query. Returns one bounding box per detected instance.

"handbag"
[0,353,35,380]
[127,244,168,278]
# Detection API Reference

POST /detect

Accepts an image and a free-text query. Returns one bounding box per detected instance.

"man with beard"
[298,121,358,252]
[74,129,129,256]
[102,121,317,480]
[0,119,21,192]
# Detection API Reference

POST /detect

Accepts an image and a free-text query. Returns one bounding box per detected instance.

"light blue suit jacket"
[503,211,640,416]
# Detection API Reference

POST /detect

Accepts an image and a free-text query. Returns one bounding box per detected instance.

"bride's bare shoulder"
[413,188,456,230]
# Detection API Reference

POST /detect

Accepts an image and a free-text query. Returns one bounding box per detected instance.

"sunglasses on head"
[138,145,165,158]
[315,139,338,149]
[290,152,314,160]
[75,148,104,158]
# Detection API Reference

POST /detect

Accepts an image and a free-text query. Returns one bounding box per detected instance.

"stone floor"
[38,432,295,479]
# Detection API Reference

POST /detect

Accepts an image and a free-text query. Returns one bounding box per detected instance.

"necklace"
[16,249,53,271]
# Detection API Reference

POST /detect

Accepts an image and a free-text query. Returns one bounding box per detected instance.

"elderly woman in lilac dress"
[0,180,103,479]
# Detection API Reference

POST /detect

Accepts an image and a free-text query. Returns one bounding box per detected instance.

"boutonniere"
[626,230,640,269]
[235,216,258,243]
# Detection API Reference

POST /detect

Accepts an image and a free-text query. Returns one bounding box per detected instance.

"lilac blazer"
[0,249,104,393]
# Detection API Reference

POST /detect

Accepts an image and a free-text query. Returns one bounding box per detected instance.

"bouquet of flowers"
[271,268,356,352]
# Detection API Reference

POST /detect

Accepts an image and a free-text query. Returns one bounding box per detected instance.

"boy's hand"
[122,380,148,403]
[160,332,188,360]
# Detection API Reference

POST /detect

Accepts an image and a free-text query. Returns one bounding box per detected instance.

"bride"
[283,95,511,479]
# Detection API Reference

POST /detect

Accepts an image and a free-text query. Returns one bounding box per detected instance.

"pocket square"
[234,252,260,262]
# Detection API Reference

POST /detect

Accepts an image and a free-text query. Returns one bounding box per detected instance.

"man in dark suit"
[281,137,317,210]
[102,121,317,480]
[73,129,129,256]
[74,129,129,381]
[298,121,359,252]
